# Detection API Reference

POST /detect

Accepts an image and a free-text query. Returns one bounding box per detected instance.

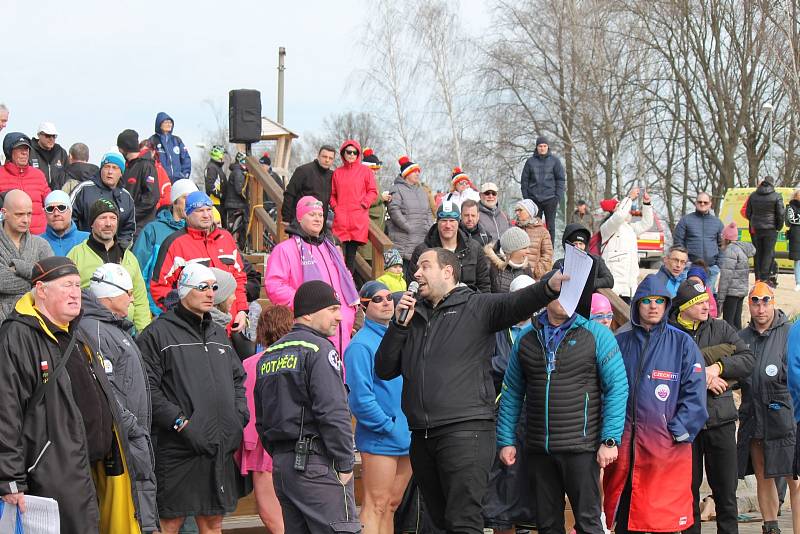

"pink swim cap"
[591,293,612,315]
[296,195,324,221]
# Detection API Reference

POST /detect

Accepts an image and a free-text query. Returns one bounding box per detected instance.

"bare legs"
[360,453,413,534]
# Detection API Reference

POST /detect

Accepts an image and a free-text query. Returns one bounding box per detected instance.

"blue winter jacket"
[149,112,191,182]
[653,264,687,297]
[787,320,800,422]
[673,211,724,266]
[497,312,628,451]
[131,207,185,315]
[39,221,89,256]
[345,318,410,455]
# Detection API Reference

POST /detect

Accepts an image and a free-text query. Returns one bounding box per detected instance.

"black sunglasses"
[344,149,359,156]
[361,294,392,305]
[44,204,69,213]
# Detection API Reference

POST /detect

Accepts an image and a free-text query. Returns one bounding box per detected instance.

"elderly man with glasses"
[29,122,69,190]
[674,192,724,293]
[39,190,89,255]
[478,182,510,243]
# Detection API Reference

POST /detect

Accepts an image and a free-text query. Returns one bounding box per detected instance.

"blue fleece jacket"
[654,264,687,297]
[39,221,89,256]
[150,112,191,182]
[497,313,628,449]
[788,320,800,421]
[131,207,185,315]
[344,318,410,455]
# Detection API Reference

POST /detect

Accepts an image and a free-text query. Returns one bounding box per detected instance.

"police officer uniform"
[254,280,360,533]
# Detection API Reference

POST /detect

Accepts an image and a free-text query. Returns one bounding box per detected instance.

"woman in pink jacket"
[330,139,378,273]
[265,195,359,355]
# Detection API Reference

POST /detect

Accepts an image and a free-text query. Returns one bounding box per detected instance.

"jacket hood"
[285,221,327,245]
[209,306,232,329]
[630,274,672,327]
[423,222,469,251]
[65,161,99,181]
[155,206,185,229]
[10,293,74,343]
[80,289,134,331]
[756,181,776,195]
[154,112,174,134]
[748,308,789,335]
[339,139,363,168]
[732,240,756,257]
[562,223,591,247]
[44,220,81,240]
[484,241,529,271]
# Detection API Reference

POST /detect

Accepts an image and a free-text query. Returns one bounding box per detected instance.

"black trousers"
[683,422,738,534]
[722,296,744,331]
[753,231,778,281]
[534,197,559,244]
[527,450,603,534]
[342,241,361,273]
[410,428,495,534]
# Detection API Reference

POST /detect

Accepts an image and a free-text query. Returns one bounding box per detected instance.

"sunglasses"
[750,295,773,304]
[44,204,69,214]
[590,313,614,321]
[41,133,57,139]
[482,191,497,196]
[90,276,133,297]
[640,297,666,305]
[344,149,359,156]
[183,282,219,292]
[696,201,710,205]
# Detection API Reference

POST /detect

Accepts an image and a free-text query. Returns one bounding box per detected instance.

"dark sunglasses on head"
[44,204,69,213]
[344,149,359,156]
[641,297,666,305]
[750,295,773,304]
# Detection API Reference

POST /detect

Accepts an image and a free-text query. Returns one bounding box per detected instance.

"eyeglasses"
[482,191,497,196]
[640,297,666,305]
[44,204,69,214]
[590,313,614,321]
[183,282,219,292]
[90,276,133,296]
[750,295,773,304]
[344,149,359,156]
[41,133,57,139]
[696,201,710,205]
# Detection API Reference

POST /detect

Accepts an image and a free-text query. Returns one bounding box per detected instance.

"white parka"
[600,197,653,298]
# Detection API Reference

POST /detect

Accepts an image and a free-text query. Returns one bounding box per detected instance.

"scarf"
[294,236,359,306]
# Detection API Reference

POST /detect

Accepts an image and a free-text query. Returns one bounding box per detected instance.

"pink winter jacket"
[264,233,357,355]
[239,352,265,473]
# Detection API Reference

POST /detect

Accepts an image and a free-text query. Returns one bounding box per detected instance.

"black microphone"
[398,281,419,324]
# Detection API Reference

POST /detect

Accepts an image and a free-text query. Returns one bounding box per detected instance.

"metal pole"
[277,47,286,125]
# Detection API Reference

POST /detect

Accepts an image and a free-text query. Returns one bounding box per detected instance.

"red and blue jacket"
[603,274,708,533]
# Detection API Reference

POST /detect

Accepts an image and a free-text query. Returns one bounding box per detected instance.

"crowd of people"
[1,103,800,534]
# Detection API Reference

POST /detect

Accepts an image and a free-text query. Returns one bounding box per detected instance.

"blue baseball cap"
[185,191,213,216]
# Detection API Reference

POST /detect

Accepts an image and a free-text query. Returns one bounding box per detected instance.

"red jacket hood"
[339,139,362,168]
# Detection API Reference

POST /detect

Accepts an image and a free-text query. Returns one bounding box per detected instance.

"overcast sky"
[5,0,488,169]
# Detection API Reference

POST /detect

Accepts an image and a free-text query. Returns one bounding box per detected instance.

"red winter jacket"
[330,140,378,243]
[150,225,248,316]
[0,162,52,234]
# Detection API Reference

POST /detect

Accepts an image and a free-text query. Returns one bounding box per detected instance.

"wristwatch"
[602,438,617,447]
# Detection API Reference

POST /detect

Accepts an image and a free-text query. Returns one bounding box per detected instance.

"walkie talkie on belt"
[294,407,309,472]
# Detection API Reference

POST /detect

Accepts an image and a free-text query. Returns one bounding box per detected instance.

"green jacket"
[67,241,152,333]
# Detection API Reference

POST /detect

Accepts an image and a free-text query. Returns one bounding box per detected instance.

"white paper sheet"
[557,243,594,316]
[0,495,60,534]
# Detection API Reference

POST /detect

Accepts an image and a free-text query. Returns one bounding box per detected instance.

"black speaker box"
[229,89,262,144]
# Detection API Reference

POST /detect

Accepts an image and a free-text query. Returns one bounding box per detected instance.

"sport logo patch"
[679,516,688,526]
[328,350,342,372]
[655,384,670,402]
[652,369,678,381]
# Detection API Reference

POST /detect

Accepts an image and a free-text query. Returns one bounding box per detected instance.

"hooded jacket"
[654,264,687,297]
[497,312,628,454]
[64,161,100,188]
[148,112,191,182]
[463,221,491,248]
[600,196,654,298]
[737,309,795,478]
[39,220,89,256]
[225,162,249,210]
[602,275,708,533]
[386,175,434,260]
[70,174,137,247]
[516,217,553,279]
[281,159,333,224]
[264,224,357,355]
[375,279,559,431]
[205,160,227,207]
[123,151,161,237]
[345,318,410,455]
[477,201,510,242]
[330,140,378,244]
[717,241,756,301]
[411,224,491,293]
[746,181,785,232]
[137,304,248,517]
[0,294,141,534]
[78,291,157,532]
[674,210,724,266]
[520,150,565,202]
[552,223,614,289]
[0,229,53,325]
[484,242,534,293]
[29,138,68,190]
[0,161,52,234]
[786,199,800,260]
[131,208,185,315]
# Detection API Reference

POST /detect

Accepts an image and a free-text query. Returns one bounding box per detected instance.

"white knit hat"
[178,263,217,300]
[509,275,535,292]
[90,263,133,299]
[170,179,199,204]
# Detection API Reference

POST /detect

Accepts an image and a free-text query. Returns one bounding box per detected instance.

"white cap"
[509,275,535,292]
[177,263,216,300]
[37,122,58,136]
[171,179,199,204]
[480,182,499,193]
[90,263,133,299]
[44,190,71,207]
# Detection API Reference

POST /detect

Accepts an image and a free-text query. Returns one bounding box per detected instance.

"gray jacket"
[477,202,510,242]
[0,230,53,325]
[717,241,756,302]
[673,211,724,266]
[387,176,434,260]
[79,291,157,532]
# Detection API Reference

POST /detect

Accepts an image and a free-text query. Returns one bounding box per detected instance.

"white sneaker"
[601,511,611,534]
[795,284,800,292]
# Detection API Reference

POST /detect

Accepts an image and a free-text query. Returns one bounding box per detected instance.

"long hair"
[256,304,294,348]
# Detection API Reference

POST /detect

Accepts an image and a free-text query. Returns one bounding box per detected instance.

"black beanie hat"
[32,256,80,283]
[117,129,139,154]
[89,198,120,226]
[294,280,341,318]
[535,135,549,146]
[673,280,709,312]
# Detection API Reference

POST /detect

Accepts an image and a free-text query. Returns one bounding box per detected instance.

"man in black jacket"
[411,200,492,293]
[204,145,227,226]
[63,142,99,193]
[460,199,491,247]
[552,223,614,290]
[520,136,565,243]
[376,247,566,533]
[138,263,248,534]
[668,280,754,534]
[225,153,249,250]
[29,121,69,190]
[746,177,786,285]
[281,145,335,226]
[118,129,160,238]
